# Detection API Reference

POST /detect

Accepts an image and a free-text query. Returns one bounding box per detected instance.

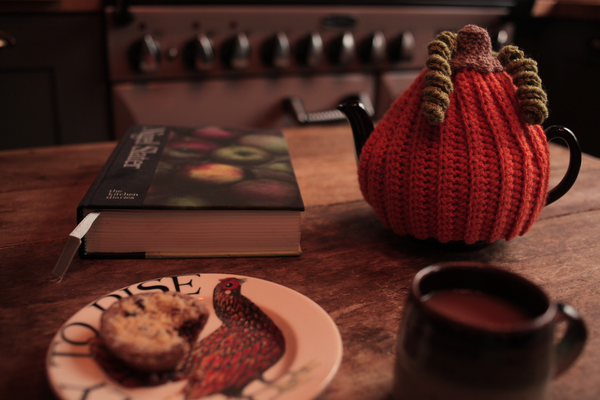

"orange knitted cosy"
[358,25,550,244]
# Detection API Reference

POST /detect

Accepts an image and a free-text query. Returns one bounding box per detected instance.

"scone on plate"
[100,291,209,371]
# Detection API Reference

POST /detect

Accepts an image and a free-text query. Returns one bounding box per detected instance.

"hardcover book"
[77,125,304,258]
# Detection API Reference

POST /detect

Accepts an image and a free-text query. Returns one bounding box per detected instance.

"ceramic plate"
[47,273,343,400]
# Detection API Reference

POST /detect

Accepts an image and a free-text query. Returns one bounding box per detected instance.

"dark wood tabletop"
[1,125,599,400]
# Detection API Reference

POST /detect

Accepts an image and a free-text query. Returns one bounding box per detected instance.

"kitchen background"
[1,0,599,158]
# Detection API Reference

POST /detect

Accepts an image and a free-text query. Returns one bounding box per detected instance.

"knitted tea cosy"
[359,25,550,244]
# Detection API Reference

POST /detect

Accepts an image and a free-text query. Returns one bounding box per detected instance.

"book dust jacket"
[79,125,304,215]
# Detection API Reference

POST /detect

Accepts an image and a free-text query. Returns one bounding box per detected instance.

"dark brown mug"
[393,262,587,400]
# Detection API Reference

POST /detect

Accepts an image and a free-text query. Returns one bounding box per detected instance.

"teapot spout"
[337,101,375,159]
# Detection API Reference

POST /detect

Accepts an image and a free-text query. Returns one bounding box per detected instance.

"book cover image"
[83,126,304,211]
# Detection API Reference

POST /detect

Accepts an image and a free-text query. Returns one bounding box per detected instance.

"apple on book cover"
[76,126,304,259]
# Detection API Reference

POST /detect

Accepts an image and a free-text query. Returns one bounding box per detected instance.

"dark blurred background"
[514,1,600,159]
[1,0,599,158]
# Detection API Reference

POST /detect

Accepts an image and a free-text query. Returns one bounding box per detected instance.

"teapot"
[337,25,581,248]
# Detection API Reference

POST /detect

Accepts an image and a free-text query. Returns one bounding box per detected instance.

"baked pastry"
[100,291,209,371]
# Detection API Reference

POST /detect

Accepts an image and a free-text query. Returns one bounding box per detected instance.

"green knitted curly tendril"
[497,45,548,125]
[422,31,457,125]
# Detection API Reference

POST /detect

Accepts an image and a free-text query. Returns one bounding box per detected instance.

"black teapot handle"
[545,126,582,205]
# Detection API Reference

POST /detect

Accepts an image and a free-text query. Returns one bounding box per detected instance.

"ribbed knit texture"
[358,26,550,244]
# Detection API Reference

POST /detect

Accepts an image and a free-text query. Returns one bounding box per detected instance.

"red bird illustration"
[181,277,286,399]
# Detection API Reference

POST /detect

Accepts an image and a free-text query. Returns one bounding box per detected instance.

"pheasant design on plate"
[181,277,286,399]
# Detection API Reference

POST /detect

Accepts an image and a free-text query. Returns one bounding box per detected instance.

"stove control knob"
[222,32,251,70]
[187,33,215,71]
[388,31,415,63]
[329,31,355,66]
[262,31,291,69]
[359,31,387,65]
[129,34,161,73]
[296,32,324,68]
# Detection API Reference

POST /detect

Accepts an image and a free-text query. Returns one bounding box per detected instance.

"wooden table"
[1,125,600,400]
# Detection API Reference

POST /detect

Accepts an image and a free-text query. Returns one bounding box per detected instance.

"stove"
[104,2,515,137]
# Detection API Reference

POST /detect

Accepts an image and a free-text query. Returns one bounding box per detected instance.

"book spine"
[77,132,133,223]
[79,126,170,212]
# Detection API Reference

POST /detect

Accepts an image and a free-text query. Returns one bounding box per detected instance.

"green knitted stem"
[497,45,549,125]
[437,31,457,54]
[422,31,457,125]
[425,69,453,93]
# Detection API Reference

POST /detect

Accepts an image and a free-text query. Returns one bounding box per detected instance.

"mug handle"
[545,126,582,205]
[554,303,587,377]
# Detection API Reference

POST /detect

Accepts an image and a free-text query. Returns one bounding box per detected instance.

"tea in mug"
[422,289,532,329]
